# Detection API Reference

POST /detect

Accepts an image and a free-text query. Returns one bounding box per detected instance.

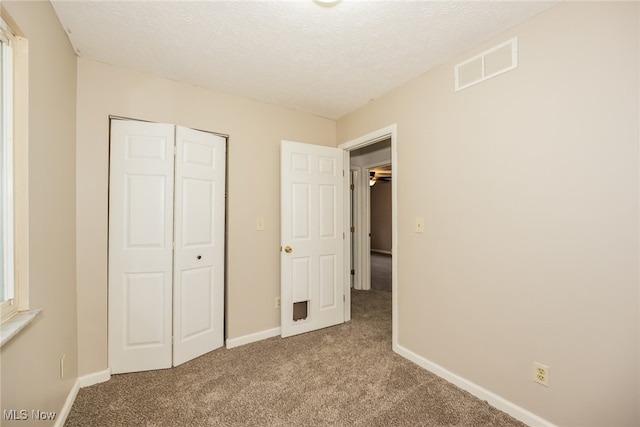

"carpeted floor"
[370,252,392,291]
[66,290,526,426]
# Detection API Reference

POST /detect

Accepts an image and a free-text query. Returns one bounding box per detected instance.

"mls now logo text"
[3,409,57,421]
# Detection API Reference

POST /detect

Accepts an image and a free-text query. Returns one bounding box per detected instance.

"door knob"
[284,246,292,253]
[197,255,202,260]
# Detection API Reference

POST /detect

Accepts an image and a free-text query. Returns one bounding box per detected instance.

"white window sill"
[0,309,41,348]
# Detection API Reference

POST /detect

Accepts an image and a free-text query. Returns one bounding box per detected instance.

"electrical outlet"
[275,297,281,309]
[533,362,549,387]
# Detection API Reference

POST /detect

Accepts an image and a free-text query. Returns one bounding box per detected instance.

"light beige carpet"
[371,252,392,291]
[65,290,526,426]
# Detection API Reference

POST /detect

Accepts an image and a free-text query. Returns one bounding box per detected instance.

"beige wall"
[0,1,78,425]
[338,2,639,426]
[75,58,336,375]
[370,182,392,252]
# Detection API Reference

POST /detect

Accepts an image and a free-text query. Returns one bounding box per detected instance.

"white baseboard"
[371,249,392,255]
[54,369,111,427]
[393,343,556,427]
[78,368,111,388]
[54,379,79,427]
[226,327,281,349]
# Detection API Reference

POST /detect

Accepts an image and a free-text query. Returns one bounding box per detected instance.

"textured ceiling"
[50,0,558,119]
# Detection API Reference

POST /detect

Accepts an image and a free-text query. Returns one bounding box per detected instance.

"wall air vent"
[455,37,518,92]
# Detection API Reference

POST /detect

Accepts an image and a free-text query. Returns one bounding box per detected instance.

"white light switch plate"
[415,217,424,233]
[256,218,265,231]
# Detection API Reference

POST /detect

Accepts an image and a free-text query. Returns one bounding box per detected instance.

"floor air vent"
[455,38,518,91]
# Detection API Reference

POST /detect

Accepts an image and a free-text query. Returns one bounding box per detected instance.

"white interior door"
[109,120,175,374]
[281,140,345,338]
[173,126,225,366]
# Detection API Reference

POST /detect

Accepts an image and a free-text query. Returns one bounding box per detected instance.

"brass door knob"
[284,246,293,253]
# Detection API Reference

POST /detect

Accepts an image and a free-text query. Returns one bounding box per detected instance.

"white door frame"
[339,124,397,346]
[349,168,361,290]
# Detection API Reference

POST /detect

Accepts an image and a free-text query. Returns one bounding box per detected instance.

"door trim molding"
[339,124,397,344]
[349,167,362,290]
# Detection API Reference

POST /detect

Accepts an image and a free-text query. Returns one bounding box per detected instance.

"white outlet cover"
[533,362,549,387]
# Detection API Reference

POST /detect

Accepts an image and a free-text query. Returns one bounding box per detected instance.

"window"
[0,17,15,321]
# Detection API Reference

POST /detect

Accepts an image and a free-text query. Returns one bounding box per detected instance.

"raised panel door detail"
[292,183,310,240]
[181,178,214,247]
[126,175,167,248]
[318,156,336,175]
[292,257,310,303]
[179,267,213,340]
[125,272,167,347]
[291,152,310,173]
[183,140,214,167]
[126,135,167,161]
[319,255,336,309]
[319,184,336,239]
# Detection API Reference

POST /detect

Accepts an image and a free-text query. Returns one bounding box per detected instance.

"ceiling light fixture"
[313,0,342,7]
[369,171,376,187]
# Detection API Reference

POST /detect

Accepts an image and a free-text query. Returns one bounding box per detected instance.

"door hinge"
[350,184,354,190]
[350,226,355,233]
[350,269,355,275]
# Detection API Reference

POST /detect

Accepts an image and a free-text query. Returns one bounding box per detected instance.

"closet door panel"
[108,120,175,374]
[173,126,226,366]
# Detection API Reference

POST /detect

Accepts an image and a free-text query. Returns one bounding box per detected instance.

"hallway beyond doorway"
[371,252,391,291]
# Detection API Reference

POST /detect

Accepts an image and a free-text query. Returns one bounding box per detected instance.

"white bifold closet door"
[108,119,226,374]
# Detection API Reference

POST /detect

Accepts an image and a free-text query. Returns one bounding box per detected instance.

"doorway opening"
[350,146,391,291]
[369,163,392,292]
[339,124,397,348]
